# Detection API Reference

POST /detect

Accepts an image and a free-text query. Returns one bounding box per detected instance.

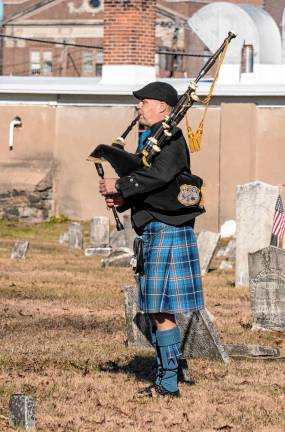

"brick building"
[0,0,277,78]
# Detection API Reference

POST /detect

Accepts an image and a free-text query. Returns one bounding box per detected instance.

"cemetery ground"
[0,220,284,432]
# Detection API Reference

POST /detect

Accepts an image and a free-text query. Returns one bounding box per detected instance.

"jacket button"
[130,178,134,182]
[135,183,139,187]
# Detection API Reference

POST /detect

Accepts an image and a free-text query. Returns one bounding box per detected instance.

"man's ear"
[159,101,168,114]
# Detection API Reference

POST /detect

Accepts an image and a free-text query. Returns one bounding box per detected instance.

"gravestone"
[226,344,280,358]
[124,284,152,347]
[248,246,285,331]
[110,229,126,249]
[9,394,35,430]
[176,310,230,363]
[90,216,109,247]
[58,232,69,245]
[123,214,136,252]
[84,247,111,257]
[124,285,230,363]
[68,222,83,249]
[197,230,220,275]
[235,181,279,287]
[102,251,133,268]
[11,240,29,259]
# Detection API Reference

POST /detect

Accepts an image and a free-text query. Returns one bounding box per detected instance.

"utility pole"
[59,40,68,76]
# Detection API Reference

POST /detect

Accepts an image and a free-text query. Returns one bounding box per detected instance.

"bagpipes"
[87,31,236,230]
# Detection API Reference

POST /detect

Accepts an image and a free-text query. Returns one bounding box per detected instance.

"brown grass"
[0,225,284,432]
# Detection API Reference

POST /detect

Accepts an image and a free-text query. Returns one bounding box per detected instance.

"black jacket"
[116,122,205,233]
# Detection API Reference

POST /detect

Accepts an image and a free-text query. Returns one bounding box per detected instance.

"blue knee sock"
[150,327,161,382]
[156,326,182,392]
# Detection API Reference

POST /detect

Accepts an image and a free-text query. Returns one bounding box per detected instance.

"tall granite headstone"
[197,230,220,275]
[124,285,230,362]
[248,246,285,332]
[68,222,83,249]
[235,181,279,287]
[9,394,35,430]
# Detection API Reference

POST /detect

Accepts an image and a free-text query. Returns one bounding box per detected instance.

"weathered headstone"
[90,216,109,247]
[248,246,285,331]
[110,229,126,249]
[68,222,83,249]
[124,285,230,362]
[58,231,69,245]
[123,214,136,251]
[197,230,220,275]
[9,394,36,430]
[226,344,280,358]
[84,247,111,257]
[11,240,29,259]
[102,252,133,268]
[235,181,279,287]
[124,284,152,347]
[176,310,230,363]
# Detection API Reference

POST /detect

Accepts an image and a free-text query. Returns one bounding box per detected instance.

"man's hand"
[105,194,125,208]
[99,178,118,196]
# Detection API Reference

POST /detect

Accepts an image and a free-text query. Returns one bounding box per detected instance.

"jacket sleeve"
[116,132,188,200]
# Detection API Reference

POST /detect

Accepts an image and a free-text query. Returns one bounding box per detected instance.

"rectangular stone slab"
[68,222,83,249]
[90,216,109,247]
[226,344,280,358]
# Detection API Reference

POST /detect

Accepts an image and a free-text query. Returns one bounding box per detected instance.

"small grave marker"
[68,222,83,249]
[9,394,35,430]
[11,241,29,259]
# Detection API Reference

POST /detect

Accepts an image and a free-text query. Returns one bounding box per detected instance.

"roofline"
[3,0,62,24]
[0,77,284,97]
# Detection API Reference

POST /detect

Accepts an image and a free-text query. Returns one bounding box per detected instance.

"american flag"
[270,195,285,246]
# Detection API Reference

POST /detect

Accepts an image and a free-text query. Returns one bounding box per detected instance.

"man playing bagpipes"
[98,81,205,398]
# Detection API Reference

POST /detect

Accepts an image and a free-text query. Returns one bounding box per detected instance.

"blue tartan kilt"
[139,220,204,314]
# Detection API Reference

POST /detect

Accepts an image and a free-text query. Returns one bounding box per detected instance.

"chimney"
[101,0,156,84]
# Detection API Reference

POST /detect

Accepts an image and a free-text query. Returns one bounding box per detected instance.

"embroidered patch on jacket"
[177,184,201,207]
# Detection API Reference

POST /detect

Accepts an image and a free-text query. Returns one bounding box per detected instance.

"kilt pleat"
[139,221,204,314]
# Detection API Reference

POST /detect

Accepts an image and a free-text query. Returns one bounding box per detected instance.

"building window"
[30,51,53,75]
[89,0,101,7]
[157,47,172,71]
[82,51,93,76]
[30,51,41,75]
[42,51,53,76]
[95,50,103,76]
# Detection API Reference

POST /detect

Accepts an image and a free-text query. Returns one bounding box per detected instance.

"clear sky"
[0,1,3,21]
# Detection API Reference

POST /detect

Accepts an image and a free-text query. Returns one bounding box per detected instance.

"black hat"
[133,81,178,107]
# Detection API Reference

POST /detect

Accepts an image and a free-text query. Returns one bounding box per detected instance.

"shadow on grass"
[98,356,154,382]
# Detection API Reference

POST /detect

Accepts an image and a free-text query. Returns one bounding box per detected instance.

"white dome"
[188,2,281,65]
